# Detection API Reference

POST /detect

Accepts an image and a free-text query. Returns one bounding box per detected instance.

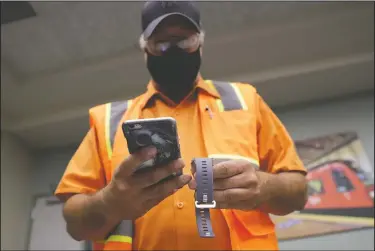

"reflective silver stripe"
[212,81,242,111]
[109,101,129,148]
[107,220,133,238]
[108,101,132,238]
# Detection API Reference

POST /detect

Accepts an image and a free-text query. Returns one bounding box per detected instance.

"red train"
[304,160,374,216]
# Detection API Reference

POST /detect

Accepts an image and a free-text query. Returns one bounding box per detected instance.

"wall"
[31,94,374,250]
[277,93,374,167]
[276,94,374,250]
[32,146,76,196]
[1,132,34,250]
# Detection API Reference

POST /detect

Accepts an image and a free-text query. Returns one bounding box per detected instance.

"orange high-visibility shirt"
[55,76,306,250]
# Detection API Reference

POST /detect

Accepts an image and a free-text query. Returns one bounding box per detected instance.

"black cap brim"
[142,12,200,39]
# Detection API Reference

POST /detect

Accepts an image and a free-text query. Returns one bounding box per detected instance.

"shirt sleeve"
[54,124,107,199]
[256,93,307,174]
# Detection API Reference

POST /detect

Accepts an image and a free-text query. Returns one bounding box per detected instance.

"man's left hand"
[188,159,269,210]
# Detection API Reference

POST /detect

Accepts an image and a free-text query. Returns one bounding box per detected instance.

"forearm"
[62,188,120,241]
[257,171,308,215]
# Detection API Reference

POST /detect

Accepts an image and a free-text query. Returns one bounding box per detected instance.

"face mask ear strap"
[139,34,147,51]
[199,30,205,47]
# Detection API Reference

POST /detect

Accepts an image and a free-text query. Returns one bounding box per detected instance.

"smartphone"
[122,117,182,175]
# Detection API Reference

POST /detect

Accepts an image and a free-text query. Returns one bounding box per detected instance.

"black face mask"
[146,46,201,101]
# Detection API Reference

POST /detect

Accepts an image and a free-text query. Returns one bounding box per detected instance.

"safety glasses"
[139,32,205,56]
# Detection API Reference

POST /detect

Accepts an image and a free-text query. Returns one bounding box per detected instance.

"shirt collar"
[139,75,220,110]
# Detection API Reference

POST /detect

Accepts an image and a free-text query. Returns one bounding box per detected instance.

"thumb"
[188,178,197,190]
[115,146,157,179]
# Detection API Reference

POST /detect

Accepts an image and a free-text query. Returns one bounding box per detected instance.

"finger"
[213,172,257,190]
[190,160,196,175]
[216,201,256,210]
[115,146,157,178]
[213,188,251,204]
[132,159,185,188]
[143,174,192,200]
[213,160,245,179]
[188,178,197,190]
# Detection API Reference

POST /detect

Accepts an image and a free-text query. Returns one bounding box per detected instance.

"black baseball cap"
[141,1,201,39]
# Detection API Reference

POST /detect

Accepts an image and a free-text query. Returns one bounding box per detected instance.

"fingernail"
[178,159,185,167]
[181,175,192,183]
[142,146,157,158]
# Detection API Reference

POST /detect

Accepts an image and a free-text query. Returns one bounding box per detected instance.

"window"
[331,169,354,192]
[354,169,374,186]
[307,179,325,196]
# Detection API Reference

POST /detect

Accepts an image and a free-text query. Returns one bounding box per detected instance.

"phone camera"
[135,132,152,146]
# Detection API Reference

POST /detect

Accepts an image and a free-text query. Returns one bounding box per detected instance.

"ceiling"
[1,2,374,149]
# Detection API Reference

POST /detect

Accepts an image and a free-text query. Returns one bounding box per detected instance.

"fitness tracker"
[191,158,216,238]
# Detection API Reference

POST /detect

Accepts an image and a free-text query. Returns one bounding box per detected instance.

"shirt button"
[177,201,184,209]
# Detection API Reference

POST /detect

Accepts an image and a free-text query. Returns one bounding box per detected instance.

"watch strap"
[192,158,215,238]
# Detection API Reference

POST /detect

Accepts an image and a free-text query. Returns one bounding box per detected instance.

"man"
[55,1,308,250]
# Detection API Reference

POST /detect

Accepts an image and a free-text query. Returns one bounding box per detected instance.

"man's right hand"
[101,146,192,221]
